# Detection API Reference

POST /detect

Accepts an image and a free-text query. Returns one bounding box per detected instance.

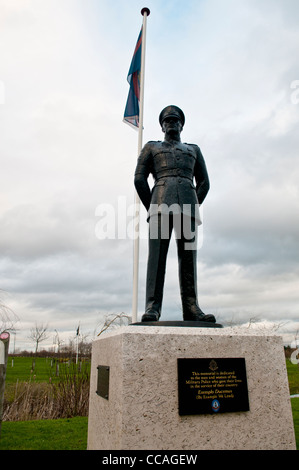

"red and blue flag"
[123,28,143,128]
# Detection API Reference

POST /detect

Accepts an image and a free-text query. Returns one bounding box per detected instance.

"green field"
[5,356,90,384]
[5,356,55,383]
[0,417,88,450]
[0,356,298,450]
[292,397,299,449]
[287,360,299,395]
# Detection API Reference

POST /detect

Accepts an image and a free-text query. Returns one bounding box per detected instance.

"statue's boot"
[182,301,216,323]
[141,231,170,323]
[178,237,216,323]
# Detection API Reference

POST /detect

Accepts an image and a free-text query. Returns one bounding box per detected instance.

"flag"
[123,27,143,128]
[76,325,80,336]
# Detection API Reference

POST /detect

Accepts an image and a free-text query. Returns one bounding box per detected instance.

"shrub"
[3,362,90,421]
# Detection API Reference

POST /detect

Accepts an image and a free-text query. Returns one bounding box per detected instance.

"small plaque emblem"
[209,359,218,371]
[212,399,220,412]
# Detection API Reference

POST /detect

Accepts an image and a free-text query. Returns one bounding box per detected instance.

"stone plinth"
[87,325,296,450]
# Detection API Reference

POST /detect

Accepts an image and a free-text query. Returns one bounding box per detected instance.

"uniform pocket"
[152,150,170,168]
[154,180,165,187]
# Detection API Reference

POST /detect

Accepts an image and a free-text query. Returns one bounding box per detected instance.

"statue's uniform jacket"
[134,140,210,222]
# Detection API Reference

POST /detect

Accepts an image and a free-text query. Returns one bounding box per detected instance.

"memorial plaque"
[177,358,249,415]
[96,365,110,400]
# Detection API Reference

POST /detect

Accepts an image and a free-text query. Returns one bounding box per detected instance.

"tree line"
[4,313,132,359]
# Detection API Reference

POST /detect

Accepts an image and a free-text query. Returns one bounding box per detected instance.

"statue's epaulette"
[145,140,162,149]
[185,143,200,152]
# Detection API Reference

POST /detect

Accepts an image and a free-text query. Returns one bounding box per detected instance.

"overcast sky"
[0,0,298,351]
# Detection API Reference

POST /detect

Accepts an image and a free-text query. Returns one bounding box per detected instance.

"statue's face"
[161,116,183,135]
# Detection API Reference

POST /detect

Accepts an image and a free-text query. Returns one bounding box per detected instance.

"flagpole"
[132,7,150,324]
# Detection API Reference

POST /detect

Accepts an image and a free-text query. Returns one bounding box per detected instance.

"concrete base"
[87,325,296,450]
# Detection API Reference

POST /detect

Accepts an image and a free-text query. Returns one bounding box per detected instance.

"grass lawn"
[291,397,299,450]
[6,356,56,383]
[5,356,90,384]
[0,416,88,450]
[286,360,299,395]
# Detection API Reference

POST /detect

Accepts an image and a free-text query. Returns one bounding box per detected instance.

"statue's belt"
[155,169,194,181]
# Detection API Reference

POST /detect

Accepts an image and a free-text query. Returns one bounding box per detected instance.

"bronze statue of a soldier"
[134,105,216,324]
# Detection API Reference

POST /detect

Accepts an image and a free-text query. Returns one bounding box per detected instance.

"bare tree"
[29,323,50,354]
[0,291,18,335]
[77,332,91,356]
[291,328,299,366]
[96,312,131,337]
[53,329,64,355]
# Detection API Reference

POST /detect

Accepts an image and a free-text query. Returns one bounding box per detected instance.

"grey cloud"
[0,203,95,260]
